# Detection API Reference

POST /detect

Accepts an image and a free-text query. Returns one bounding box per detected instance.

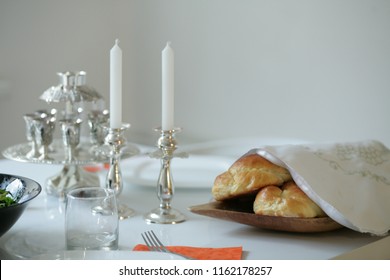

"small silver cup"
[60,118,82,162]
[32,113,56,160]
[23,113,41,159]
[87,110,109,157]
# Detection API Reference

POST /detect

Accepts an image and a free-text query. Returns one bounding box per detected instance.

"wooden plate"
[189,201,343,233]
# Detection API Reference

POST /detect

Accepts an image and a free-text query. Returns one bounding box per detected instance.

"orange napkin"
[133,244,242,260]
[84,163,110,173]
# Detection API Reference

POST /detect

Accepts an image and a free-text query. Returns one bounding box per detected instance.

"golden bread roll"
[253,181,326,218]
[212,153,292,201]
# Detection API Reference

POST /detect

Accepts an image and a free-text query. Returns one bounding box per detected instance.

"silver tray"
[2,139,106,165]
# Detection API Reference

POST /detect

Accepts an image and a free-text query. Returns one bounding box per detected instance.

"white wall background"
[1,0,389,158]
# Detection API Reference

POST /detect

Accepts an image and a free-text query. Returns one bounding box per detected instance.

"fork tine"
[142,231,165,253]
[141,230,195,259]
[141,233,150,250]
[142,231,159,252]
[149,230,169,253]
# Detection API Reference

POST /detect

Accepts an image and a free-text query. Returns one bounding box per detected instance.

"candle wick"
[167,41,171,46]
[115,39,120,45]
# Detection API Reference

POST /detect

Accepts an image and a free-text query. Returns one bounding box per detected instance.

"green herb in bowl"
[0,189,16,208]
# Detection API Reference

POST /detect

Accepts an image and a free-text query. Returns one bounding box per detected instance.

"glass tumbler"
[65,187,119,250]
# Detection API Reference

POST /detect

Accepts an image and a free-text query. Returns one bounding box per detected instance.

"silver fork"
[141,230,195,260]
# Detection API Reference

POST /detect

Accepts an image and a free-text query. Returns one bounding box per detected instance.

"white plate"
[34,250,185,260]
[122,154,233,188]
[182,137,309,157]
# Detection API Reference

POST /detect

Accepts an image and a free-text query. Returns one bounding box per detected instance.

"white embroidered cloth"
[251,140,390,236]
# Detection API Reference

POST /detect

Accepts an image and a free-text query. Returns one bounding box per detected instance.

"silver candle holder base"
[144,128,188,224]
[103,123,140,220]
[46,117,100,198]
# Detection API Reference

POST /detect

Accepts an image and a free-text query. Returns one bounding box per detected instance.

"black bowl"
[0,173,42,237]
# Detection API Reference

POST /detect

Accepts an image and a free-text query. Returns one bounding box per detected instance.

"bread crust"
[212,153,292,201]
[253,181,326,218]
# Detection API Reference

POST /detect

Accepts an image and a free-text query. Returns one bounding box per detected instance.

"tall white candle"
[162,42,174,131]
[110,39,122,129]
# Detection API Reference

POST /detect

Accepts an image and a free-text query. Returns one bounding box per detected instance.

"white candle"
[162,42,174,131]
[110,39,122,129]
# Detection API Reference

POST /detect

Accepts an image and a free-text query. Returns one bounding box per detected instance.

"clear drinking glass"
[65,187,119,250]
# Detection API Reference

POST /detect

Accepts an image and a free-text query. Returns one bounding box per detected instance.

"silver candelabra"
[144,127,188,224]
[104,123,140,219]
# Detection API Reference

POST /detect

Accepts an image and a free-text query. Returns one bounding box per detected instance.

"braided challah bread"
[212,153,292,201]
[212,153,326,218]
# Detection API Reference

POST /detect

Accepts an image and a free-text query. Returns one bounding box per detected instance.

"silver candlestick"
[144,127,188,224]
[104,123,140,219]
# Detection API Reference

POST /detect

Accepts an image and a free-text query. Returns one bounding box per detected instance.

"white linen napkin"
[251,139,390,236]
